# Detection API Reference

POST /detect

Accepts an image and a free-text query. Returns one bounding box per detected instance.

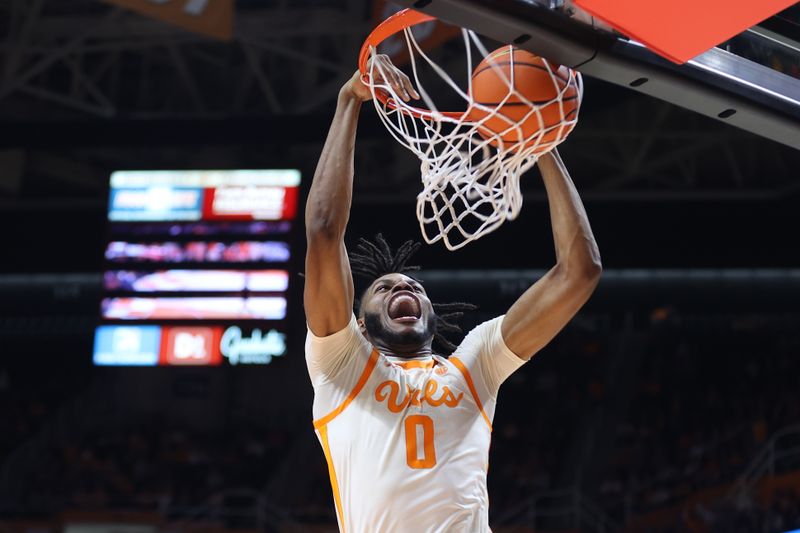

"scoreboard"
[93,169,300,367]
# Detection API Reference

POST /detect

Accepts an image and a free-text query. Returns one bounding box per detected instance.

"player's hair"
[350,234,476,354]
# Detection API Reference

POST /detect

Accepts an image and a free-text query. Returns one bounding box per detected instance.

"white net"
[365,28,582,250]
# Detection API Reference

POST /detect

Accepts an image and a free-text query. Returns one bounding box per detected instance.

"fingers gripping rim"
[358,9,458,120]
[358,9,435,73]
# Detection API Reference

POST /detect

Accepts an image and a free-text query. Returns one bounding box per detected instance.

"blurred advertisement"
[105,241,291,264]
[109,221,291,238]
[161,326,224,366]
[104,270,289,292]
[246,270,289,291]
[204,186,298,221]
[97,169,300,367]
[101,297,287,320]
[93,325,287,366]
[110,169,301,188]
[109,187,203,221]
[220,326,287,365]
[93,325,161,366]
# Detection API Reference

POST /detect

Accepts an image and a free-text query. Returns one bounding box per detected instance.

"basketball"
[468,47,581,153]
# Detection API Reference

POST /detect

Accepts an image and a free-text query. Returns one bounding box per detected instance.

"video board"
[93,169,300,367]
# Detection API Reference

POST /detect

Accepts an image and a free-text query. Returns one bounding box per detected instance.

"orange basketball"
[468,47,581,153]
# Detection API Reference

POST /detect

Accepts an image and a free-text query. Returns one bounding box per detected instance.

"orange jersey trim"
[394,359,435,370]
[450,356,493,431]
[313,348,380,429]
[318,424,346,531]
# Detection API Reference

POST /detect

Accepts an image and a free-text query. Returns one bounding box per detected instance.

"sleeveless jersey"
[306,315,525,533]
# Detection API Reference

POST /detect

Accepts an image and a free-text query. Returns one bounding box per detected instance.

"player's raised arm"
[501,149,602,360]
[304,56,419,337]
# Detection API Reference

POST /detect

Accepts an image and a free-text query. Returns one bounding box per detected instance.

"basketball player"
[304,54,601,532]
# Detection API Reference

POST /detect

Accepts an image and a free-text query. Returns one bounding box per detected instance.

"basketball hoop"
[359,9,583,250]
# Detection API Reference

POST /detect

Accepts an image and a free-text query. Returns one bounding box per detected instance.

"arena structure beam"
[418,269,800,311]
[0,1,797,203]
[3,269,800,320]
[390,0,800,151]
[0,269,799,344]
[0,1,370,119]
[1,99,797,204]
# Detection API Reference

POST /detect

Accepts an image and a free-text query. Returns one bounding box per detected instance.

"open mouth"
[387,292,421,322]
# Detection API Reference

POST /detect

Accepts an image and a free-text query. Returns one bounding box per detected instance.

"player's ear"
[357,317,366,333]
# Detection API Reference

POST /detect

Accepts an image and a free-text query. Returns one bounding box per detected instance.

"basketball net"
[364,20,582,250]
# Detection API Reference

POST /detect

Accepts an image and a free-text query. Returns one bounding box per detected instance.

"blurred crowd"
[2,310,800,532]
[706,490,800,533]
[654,488,800,533]
[597,312,800,523]
[59,427,288,514]
[488,315,610,515]
[0,369,68,481]
[1,420,290,519]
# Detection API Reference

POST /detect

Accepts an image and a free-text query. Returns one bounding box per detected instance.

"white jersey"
[306,315,525,533]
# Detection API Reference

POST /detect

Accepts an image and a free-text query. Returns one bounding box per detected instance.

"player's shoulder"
[453,315,505,351]
[305,313,364,349]
[305,314,373,384]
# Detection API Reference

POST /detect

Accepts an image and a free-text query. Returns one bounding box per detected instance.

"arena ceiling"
[0,0,798,209]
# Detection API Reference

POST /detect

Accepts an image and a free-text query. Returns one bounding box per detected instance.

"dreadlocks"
[349,234,477,355]
[349,233,421,279]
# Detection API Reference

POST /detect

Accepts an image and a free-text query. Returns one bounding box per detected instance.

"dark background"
[1,2,799,533]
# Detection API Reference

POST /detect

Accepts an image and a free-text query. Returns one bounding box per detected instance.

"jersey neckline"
[381,352,448,370]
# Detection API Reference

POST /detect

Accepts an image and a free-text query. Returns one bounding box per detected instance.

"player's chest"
[366,360,469,417]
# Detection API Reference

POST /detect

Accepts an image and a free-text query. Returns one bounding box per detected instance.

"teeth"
[388,294,420,319]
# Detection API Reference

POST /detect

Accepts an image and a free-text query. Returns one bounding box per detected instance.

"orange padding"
[574,0,798,63]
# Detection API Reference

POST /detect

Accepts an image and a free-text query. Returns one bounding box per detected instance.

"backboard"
[389,0,800,150]
[573,0,797,64]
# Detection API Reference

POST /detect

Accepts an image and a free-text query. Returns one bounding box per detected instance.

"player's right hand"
[344,53,420,102]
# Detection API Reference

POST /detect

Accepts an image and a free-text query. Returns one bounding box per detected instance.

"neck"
[371,340,433,359]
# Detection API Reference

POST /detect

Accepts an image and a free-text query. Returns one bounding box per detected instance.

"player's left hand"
[365,53,420,102]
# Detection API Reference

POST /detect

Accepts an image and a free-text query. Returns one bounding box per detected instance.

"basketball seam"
[481,108,578,141]
[473,95,580,107]
[472,61,572,84]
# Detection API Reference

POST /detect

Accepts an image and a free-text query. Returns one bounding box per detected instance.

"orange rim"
[359,8,463,121]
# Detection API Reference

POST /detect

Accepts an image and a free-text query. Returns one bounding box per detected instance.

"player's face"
[360,273,435,353]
